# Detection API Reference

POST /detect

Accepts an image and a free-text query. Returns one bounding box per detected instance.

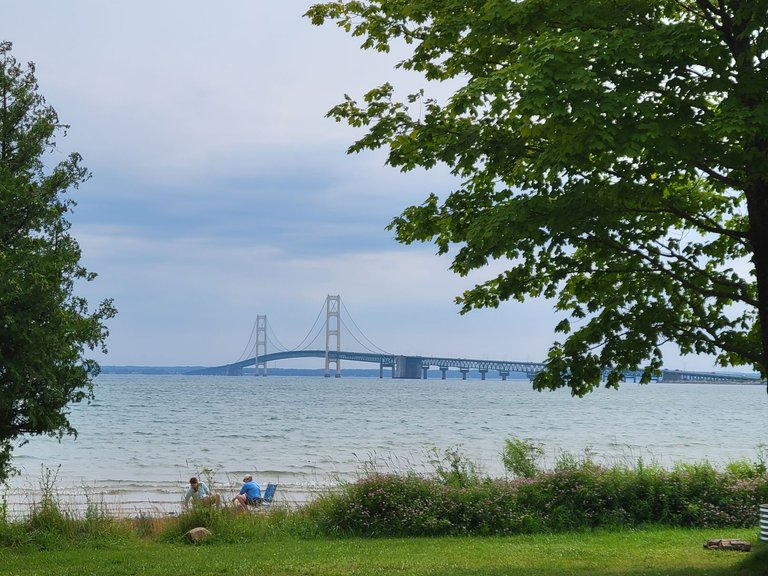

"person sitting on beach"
[184,476,221,507]
[233,474,262,509]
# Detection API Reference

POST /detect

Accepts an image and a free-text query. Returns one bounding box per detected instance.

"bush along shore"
[304,441,768,537]
[1,439,767,546]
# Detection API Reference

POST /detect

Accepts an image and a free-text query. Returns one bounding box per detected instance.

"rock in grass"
[703,539,751,552]
[185,527,212,543]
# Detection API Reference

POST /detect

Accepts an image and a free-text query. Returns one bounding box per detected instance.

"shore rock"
[703,539,751,552]
[185,527,212,543]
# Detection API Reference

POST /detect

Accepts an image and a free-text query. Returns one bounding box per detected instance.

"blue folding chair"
[261,482,278,507]
[248,482,278,511]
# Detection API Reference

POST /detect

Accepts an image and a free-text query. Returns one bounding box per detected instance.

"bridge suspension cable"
[266,322,289,352]
[298,320,326,351]
[239,294,393,361]
[234,317,259,363]
[287,298,327,351]
[340,299,392,355]
[339,317,390,355]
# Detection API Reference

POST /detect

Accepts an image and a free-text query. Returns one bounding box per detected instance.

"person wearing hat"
[233,474,262,509]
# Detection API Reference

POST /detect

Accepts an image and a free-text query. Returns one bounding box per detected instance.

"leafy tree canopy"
[307,1,768,395]
[0,41,115,482]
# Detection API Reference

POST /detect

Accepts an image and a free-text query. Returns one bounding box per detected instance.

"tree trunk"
[745,176,768,389]
[726,3,768,388]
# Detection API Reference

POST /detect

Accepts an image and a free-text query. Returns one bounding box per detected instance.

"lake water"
[4,374,768,516]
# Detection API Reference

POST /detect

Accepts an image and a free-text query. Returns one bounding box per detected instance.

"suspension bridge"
[187,295,762,383]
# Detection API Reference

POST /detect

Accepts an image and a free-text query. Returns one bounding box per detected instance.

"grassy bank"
[0,528,765,576]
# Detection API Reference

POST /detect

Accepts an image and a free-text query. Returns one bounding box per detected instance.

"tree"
[306,1,768,395]
[0,41,116,482]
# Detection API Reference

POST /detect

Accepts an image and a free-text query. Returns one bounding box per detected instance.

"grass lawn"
[0,528,764,576]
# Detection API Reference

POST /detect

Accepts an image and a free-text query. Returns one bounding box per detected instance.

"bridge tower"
[254,314,267,376]
[324,295,341,378]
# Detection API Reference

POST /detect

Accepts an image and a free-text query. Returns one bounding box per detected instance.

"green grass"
[0,528,764,576]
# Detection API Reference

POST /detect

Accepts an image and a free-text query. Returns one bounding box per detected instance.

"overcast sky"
[1,1,726,372]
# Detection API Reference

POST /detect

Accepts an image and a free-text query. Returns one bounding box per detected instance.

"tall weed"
[1,467,133,548]
[501,437,544,479]
[427,445,481,488]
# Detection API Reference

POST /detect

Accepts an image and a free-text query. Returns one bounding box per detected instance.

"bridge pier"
[324,295,342,378]
[393,355,423,379]
[460,368,469,380]
[440,367,448,380]
[479,369,487,381]
[500,371,509,381]
[422,366,429,380]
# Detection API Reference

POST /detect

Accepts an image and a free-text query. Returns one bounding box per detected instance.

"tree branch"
[586,233,757,307]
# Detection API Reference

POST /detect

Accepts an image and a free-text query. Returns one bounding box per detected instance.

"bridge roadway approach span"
[189,351,546,379]
[186,351,762,383]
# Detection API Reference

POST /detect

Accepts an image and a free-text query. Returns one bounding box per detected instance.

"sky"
[0,1,727,371]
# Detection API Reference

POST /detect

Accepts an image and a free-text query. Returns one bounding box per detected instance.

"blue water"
[5,374,768,515]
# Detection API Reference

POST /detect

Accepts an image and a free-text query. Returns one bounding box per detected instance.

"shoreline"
[2,483,326,519]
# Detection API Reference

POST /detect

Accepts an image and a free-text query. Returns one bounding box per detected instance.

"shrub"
[306,452,768,537]
[307,473,540,536]
[501,437,544,479]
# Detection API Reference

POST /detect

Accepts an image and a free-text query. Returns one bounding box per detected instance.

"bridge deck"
[186,350,762,383]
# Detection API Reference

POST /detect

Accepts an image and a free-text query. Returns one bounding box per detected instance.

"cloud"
[73,215,557,366]
[1,1,729,372]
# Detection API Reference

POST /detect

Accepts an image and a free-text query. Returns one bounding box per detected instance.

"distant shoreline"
[98,366,763,383]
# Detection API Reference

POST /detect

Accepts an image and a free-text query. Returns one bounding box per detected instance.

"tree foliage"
[0,41,116,482]
[307,0,768,394]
